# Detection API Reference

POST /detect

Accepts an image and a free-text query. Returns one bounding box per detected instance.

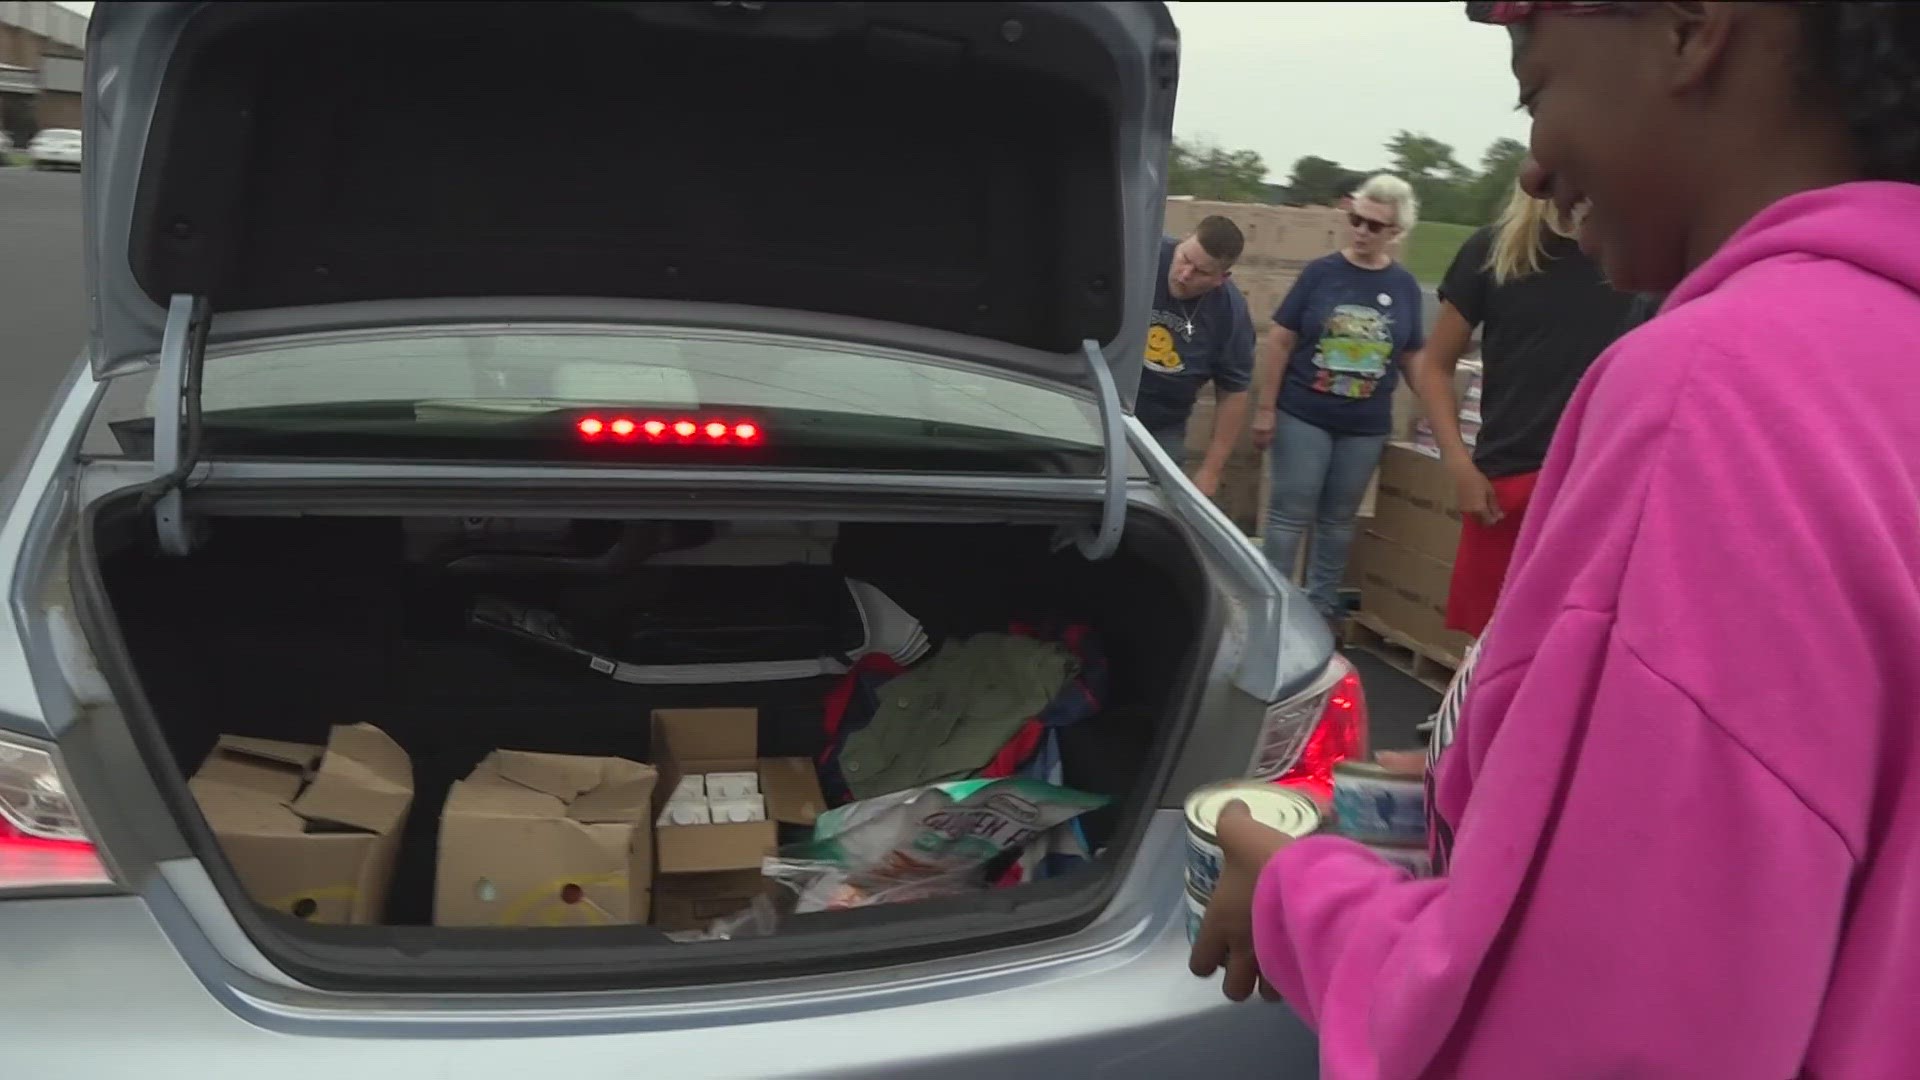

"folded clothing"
[818,622,1109,805]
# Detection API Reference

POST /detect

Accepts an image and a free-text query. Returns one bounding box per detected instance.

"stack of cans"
[1180,781,1323,943]
[1330,760,1430,876]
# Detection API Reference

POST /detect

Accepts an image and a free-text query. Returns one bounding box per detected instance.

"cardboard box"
[1352,531,1473,662]
[188,723,413,925]
[435,750,658,927]
[650,708,826,931]
[1163,199,1346,266]
[1373,442,1462,565]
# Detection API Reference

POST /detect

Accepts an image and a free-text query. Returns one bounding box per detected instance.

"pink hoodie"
[1253,181,1920,1079]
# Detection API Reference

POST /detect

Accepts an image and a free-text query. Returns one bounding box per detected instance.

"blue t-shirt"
[1273,253,1427,436]
[1134,237,1257,432]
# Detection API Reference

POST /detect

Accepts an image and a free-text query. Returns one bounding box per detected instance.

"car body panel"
[0,812,1319,1077]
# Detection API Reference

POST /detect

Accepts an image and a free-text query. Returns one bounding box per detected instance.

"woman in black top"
[1405,183,1638,637]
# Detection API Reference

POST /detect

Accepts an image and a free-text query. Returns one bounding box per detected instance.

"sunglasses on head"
[1465,1,1614,25]
[1348,212,1396,235]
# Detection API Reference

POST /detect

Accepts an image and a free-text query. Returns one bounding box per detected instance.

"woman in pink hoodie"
[1191,3,1920,1076]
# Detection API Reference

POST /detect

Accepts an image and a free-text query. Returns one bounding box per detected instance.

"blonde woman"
[1404,182,1637,638]
[1251,173,1426,630]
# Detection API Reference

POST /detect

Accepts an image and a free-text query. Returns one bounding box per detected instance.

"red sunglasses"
[1465,1,1615,25]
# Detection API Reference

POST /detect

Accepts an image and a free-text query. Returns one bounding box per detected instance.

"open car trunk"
[82,498,1214,990]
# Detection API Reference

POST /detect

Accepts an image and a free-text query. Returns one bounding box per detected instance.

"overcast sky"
[54,2,1528,182]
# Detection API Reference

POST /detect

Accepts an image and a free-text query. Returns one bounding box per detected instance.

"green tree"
[1385,130,1468,185]
[1168,137,1271,204]
[1282,155,1367,207]
[1467,137,1530,223]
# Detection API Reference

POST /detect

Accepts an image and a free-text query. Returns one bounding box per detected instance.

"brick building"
[0,1,86,148]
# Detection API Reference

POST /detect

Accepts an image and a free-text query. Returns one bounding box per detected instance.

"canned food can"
[1330,760,1426,844]
[1184,883,1209,944]
[1183,781,1322,898]
[1366,839,1431,878]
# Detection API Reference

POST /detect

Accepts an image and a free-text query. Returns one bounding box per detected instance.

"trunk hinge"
[141,293,211,557]
[1053,338,1126,561]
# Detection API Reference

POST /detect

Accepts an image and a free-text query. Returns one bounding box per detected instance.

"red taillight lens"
[578,416,765,445]
[1244,653,1369,807]
[0,738,112,890]
[1275,665,1369,806]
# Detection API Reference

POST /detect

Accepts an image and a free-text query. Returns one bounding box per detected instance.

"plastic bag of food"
[770,777,1109,914]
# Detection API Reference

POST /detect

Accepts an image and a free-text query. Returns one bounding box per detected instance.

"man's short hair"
[1193,215,1245,265]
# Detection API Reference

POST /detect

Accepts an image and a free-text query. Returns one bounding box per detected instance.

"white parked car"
[29,127,82,171]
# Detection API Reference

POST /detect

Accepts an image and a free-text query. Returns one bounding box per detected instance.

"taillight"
[577,415,764,445]
[0,735,113,890]
[1276,663,1368,805]
[1247,653,1370,806]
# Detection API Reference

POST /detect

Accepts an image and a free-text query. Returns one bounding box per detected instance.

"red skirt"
[1444,470,1541,637]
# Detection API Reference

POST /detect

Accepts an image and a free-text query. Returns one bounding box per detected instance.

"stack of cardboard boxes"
[1344,360,1487,666]
[1411,359,1483,456]
[1348,443,1473,665]
[191,708,826,932]
[1161,198,1348,534]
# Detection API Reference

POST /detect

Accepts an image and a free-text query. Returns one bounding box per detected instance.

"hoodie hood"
[1668,181,1920,312]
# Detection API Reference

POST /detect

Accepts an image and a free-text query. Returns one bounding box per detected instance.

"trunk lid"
[81,1,1178,408]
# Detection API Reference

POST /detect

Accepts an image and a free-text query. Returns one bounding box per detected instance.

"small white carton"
[658,800,713,827]
[706,771,760,799]
[708,796,766,824]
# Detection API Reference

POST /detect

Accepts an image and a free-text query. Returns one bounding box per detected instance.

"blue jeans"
[1263,411,1387,619]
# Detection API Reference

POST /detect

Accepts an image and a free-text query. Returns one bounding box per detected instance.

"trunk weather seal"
[65,484,1222,996]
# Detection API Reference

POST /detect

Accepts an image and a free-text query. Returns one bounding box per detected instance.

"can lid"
[1186,782,1321,839]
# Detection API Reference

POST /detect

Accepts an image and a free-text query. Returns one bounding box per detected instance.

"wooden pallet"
[1342,611,1463,695]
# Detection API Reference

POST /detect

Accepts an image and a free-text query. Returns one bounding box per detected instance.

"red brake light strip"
[576,416,762,444]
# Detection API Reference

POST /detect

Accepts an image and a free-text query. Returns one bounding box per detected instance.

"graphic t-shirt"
[1134,237,1257,432]
[1273,253,1426,436]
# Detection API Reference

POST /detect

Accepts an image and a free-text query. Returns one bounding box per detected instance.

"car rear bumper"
[2,811,1320,1077]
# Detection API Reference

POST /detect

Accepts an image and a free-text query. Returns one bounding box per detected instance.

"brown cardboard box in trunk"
[188,723,413,925]
[1373,442,1463,565]
[435,750,658,927]
[1351,531,1474,662]
[650,708,826,932]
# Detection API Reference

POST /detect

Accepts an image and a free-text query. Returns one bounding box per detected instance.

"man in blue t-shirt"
[1135,215,1257,497]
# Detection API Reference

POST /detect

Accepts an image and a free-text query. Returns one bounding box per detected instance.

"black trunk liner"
[99,516,1194,927]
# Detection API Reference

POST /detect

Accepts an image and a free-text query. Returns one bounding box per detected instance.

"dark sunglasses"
[1348,212,1396,235]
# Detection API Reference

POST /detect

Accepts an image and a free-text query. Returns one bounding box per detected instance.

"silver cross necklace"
[1176,297,1199,339]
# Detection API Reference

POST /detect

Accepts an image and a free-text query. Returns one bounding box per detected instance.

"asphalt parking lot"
[0,166,85,473]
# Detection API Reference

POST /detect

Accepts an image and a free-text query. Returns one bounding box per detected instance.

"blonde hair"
[1351,173,1419,234]
[1486,182,1574,285]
